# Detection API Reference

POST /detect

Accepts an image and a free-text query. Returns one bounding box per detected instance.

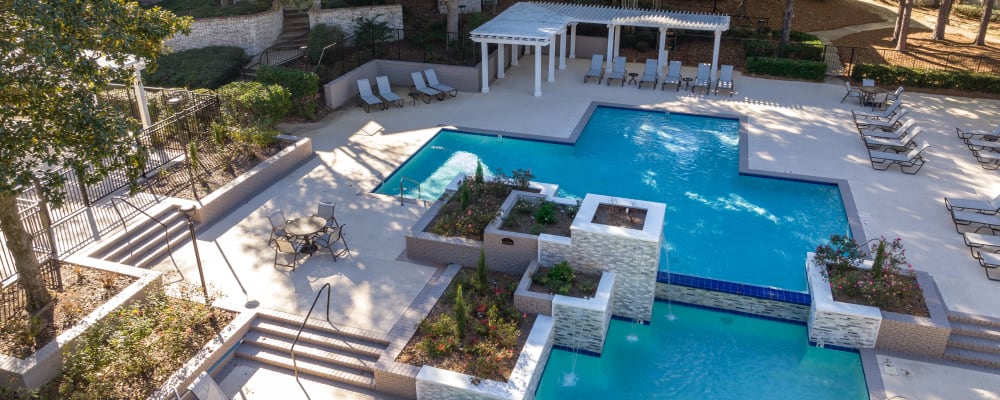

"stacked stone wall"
[164,1,283,56]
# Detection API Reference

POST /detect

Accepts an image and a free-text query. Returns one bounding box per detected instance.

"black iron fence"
[832,45,1000,77]
[311,28,481,81]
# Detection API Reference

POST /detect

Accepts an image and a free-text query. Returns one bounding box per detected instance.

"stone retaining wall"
[806,253,882,348]
[309,4,403,37]
[551,271,615,355]
[656,283,809,322]
[514,261,553,316]
[164,1,283,56]
[874,271,951,357]
[374,360,421,399]
[538,233,572,267]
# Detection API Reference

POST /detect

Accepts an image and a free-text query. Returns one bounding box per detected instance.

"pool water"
[535,302,869,400]
[376,106,849,291]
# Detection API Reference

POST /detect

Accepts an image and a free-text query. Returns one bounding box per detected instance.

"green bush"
[747,57,827,81]
[144,46,246,89]
[745,39,824,61]
[256,65,320,119]
[953,4,1000,23]
[307,24,346,65]
[149,0,272,18]
[216,81,292,128]
[852,63,1000,93]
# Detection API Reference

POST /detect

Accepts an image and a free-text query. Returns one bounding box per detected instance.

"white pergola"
[470,2,730,96]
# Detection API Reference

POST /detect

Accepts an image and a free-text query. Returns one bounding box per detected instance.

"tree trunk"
[932,0,954,40]
[446,0,460,43]
[780,0,793,45]
[892,0,906,42]
[975,0,995,46]
[896,0,913,51]
[0,193,52,313]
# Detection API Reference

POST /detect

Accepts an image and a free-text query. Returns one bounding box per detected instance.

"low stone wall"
[309,4,403,37]
[374,360,421,400]
[404,191,482,268]
[190,135,313,225]
[806,253,882,348]
[483,191,546,275]
[538,234,571,267]
[514,261,553,316]
[656,283,809,322]
[164,1,283,56]
[874,271,951,357]
[0,256,162,389]
[552,271,615,355]
[415,316,554,400]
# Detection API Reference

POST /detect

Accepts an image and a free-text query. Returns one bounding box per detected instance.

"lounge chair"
[863,126,922,153]
[411,71,443,103]
[692,63,711,94]
[854,109,910,131]
[584,54,604,84]
[867,141,930,174]
[964,232,1000,256]
[375,76,404,108]
[957,124,1000,142]
[424,69,458,97]
[638,59,658,89]
[886,86,904,103]
[606,57,627,86]
[660,60,682,91]
[356,78,384,113]
[841,81,863,104]
[859,117,917,140]
[970,148,1000,170]
[974,251,1000,281]
[966,138,1000,153]
[715,64,734,96]
[946,193,1000,214]
[951,209,1000,234]
[852,102,902,121]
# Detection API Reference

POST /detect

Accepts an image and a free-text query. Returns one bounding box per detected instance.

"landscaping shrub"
[216,81,292,129]
[746,57,826,81]
[149,0,272,18]
[307,24,346,65]
[144,46,246,89]
[814,235,927,316]
[744,39,824,61]
[255,65,320,119]
[953,4,1000,23]
[852,63,1000,93]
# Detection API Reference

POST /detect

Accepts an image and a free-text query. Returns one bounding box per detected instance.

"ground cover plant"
[500,198,576,236]
[530,261,600,298]
[426,165,534,241]
[149,0,272,18]
[143,46,246,90]
[814,234,929,316]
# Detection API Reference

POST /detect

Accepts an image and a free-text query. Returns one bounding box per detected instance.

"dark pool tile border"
[551,344,602,358]
[662,299,808,326]
[610,314,651,325]
[657,271,811,305]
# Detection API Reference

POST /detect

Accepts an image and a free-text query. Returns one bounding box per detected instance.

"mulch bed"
[500,199,575,237]
[592,203,646,230]
[529,267,601,298]
[144,140,288,201]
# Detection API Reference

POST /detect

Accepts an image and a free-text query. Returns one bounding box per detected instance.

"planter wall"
[0,256,162,389]
[309,4,403,37]
[514,261,554,316]
[655,282,810,322]
[806,253,882,349]
[485,191,574,275]
[163,0,283,56]
[415,315,554,400]
[405,191,483,268]
[551,271,615,355]
[874,271,951,357]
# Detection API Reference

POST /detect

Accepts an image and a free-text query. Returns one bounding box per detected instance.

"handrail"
[291,282,333,381]
[109,196,177,267]
[399,177,422,206]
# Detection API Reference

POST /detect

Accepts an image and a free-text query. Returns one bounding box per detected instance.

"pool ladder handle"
[399,176,423,206]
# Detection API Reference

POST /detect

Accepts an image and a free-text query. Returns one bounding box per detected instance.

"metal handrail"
[109,196,177,266]
[399,177,422,206]
[291,282,333,381]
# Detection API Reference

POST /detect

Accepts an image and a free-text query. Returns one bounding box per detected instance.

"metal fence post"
[31,178,58,260]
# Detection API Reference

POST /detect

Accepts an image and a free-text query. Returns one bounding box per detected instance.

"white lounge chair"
[855,110,910,131]
[867,141,930,174]
[974,251,1000,281]
[660,60,682,91]
[952,209,1000,234]
[859,117,917,140]
[964,231,1000,256]
[356,78,384,113]
[841,81,863,104]
[947,193,1000,215]
[886,86,904,103]
[584,54,604,84]
[970,148,1000,170]
[411,71,443,103]
[852,102,902,121]
[692,63,711,94]
[715,64,734,96]
[375,76,404,108]
[424,69,458,97]
[957,124,1000,142]
[638,59,658,89]
[863,126,922,153]
[606,57,627,86]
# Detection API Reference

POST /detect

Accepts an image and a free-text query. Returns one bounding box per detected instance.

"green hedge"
[745,39,824,61]
[953,4,1000,23]
[144,46,246,89]
[150,0,272,18]
[747,57,827,81]
[852,64,1000,93]
[216,81,291,128]
[256,66,320,119]
[307,24,346,65]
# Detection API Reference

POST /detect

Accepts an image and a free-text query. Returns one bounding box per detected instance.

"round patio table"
[860,86,888,108]
[285,216,326,254]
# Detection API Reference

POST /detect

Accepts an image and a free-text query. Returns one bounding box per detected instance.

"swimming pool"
[376,106,850,291]
[535,302,869,400]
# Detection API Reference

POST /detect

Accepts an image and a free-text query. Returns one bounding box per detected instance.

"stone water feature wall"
[806,254,882,348]
[551,271,616,354]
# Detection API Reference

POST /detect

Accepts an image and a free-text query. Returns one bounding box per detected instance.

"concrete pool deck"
[156,56,1000,398]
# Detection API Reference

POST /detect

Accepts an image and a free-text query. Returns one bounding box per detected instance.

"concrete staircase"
[87,203,190,269]
[234,311,392,390]
[943,313,1000,371]
[277,8,310,48]
[242,8,311,79]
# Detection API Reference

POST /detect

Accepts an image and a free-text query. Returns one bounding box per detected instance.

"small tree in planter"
[814,235,927,316]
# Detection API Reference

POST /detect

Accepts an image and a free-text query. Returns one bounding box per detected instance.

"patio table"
[285,216,326,254]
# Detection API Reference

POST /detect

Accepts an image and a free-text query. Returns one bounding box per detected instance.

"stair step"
[242,331,376,372]
[236,345,376,389]
[249,320,386,358]
[284,20,310,29]
[950,320,1000,341]
[256,310,392,345]
[88,205,178,259]
[948,334,1000,355]
[124,225,192,269]
[949,313,1000,329]
[943,347,1000,370]
[114,217,188,266]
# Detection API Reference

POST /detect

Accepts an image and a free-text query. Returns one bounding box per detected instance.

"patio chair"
[951,209,1000,234]
[957,124,1000,142]
[964,231,1000,256]
[970,148,1000,170]
[715,64,734,96]
[945,193,1000,215]
[886,86,904,103]
[267,210,290,246]
[314,201,340,232]
[375,76,404,108]
[692,63,711,94]
[852,102,902,121]
[411,71,443,103]
[315,224,350,261]
[356,79,384,113]
[859,117,917,140]
[841,81,863,104]
[188,371,228,400]
[862,78,875,87]
[638,59,659,89]
[424,69,458,97]
[863,126,922,153]
[606,57,627,86]
[660,60,682,91]
[584,54,604,84]
[973,251,1000,281]
[870,92,889,110]
[854,110,910,131]
[867,141,930,174]
[274,237,304,270]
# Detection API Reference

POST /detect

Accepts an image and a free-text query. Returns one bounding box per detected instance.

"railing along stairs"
[291,282,333,381]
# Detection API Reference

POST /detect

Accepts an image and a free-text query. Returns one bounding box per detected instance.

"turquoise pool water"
[376,106,849,291]
[535,303,869,400]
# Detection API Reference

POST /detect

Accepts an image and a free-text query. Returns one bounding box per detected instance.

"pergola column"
[613,25,621,59]
[534,44,542,96]
[711,30,722,91]
[559,30,567,70]
[511,44,518,66]
[480,41,490,93]
[605,24,615,73]
[548,40,556,82]
[569,23,578,59]
[497,43,505,78]
[657,28,667,79]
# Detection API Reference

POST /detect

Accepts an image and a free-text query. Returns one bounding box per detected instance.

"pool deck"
[156,56,1000,399]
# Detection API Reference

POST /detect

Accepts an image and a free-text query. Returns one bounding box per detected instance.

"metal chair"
[841,81,862,104]
[274,237,304,270]
[315,224,350,261]
[267,210,290,246]
[315,201,339,232]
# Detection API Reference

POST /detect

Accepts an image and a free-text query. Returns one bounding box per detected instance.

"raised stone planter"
[514,261,553,316]
[484,191,574,275]
[0,256,163,389]
[551,270,615,355]
[415,315,554,400]
[806,253,882,349]
[874,271,951,357]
